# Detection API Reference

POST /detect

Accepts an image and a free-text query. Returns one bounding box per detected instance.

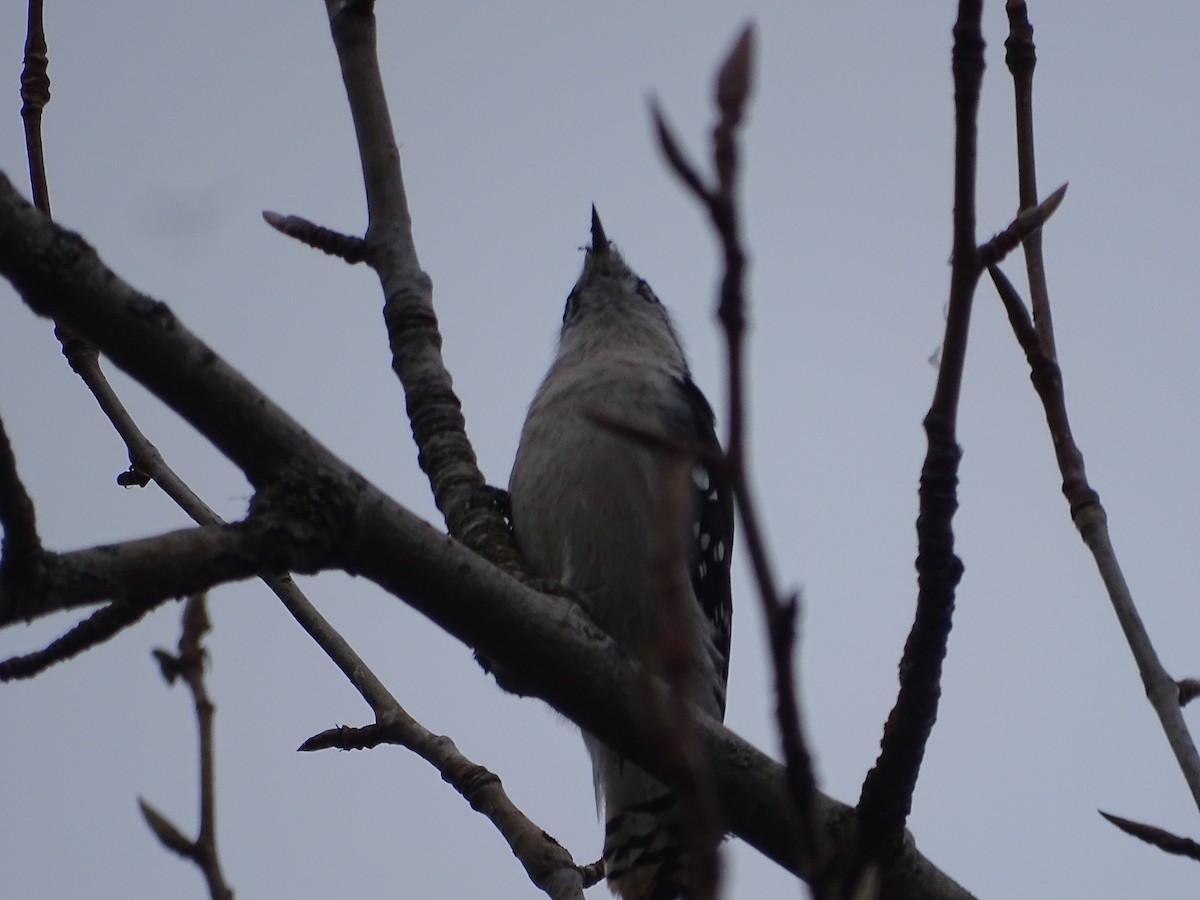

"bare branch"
[1,596,175,680]
[321,0,518,571]
[856,0,984,874]
[1099,811,1200,863]
[650,102,709,201]
[278,561,588,900]
[977,183,1067,267]
[142,595,235,900]
[19,0,50,215]
[0,173,972,898]
[262,210,367,263]
[656,23,831,895]
[987,264,1200,809]
[0,411,40,585]
[1003,0,1057,353]
[997,10,1200,806]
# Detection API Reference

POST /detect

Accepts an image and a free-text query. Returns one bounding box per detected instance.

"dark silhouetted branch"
[0,597,175,680]
[320,0,518,572]
[141,594,235,900]
[977,183,1067,268]
[262,210,367,262]
[1099,811,1200,863]
[0,170,973,899]
[0,412,40,586]
[1003,0,1056,353]
[856,0,984,876]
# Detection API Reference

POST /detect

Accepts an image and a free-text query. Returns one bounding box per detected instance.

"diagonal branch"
[988,265,1200,810]
[1099,811,1200,863]
[0,172,973,898]
[0,411,40,586]
[996,2,1200,814]
[1,596,175,680]
[282,572,592,900]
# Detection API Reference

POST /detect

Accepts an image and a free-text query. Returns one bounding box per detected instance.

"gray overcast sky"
[3,2,1200,898]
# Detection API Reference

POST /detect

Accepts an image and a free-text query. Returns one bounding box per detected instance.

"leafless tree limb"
[140,594,235,900]
[280,566,591,900]
[320,0,519,571]
[0,596,176,680]
[0,519,296,627]
[993,1,1200,814]
[1003,0,1056,352]
[654,25,830,897]
[0,171,971,898]
[262,210,368,262]
[19,0,49,215]
[855,0,984,876]
[1099,811,1200,863]
[987,262,1200,808]
[0,411,40,586]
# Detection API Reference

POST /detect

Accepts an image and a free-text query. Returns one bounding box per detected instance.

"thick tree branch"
[0,519,301,627]
[0,174,971,898]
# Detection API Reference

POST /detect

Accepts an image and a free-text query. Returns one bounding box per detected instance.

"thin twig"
[0,597,176,680]
[20,0,50,215]
[141,594,235,900]
[988,265,1200,808]
[262,210,367,263]
[855,0,985,874]
[977,183,1067,268]
[654,23,828,897]
[284,577,590,900]
[1099,811,1200,863]
[1003,0,1056,353]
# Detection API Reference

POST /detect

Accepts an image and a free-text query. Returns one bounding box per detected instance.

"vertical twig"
[654,24,828,896]
[1003,0,1056,353]
[141,594,235,900]
[855,0,985,874]
[321,0,518,570]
